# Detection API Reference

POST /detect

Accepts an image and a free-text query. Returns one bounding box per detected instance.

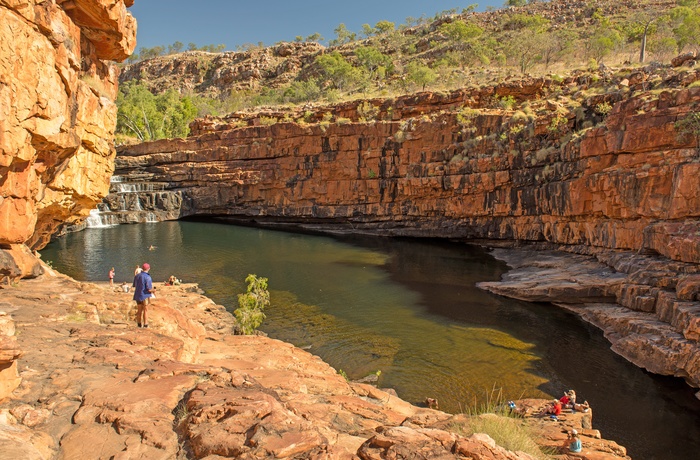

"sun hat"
[142,263,150,271]
[571,429,578,435]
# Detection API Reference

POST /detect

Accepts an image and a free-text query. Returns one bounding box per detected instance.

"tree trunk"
[640,19,654,63]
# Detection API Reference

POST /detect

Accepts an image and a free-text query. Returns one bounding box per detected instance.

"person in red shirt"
[546,399,562,416]
[560,390,576,409]
[560,391,571,406]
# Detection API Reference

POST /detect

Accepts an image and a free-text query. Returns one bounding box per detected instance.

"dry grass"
[450,386,550,459]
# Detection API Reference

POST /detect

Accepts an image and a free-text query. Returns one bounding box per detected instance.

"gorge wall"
[116,69,700,262]
[112,66,700,393]
[0,0,136,281]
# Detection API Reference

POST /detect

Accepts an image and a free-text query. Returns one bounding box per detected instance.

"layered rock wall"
[0,0,136,280]
[116,74,700,264]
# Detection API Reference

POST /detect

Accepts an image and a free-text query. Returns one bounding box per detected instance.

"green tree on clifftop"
[116,81,197,141]
[316,51,363,91]
[355,46,394,81]
[405,62,437,91]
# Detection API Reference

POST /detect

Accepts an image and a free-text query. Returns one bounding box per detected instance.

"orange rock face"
[0,0,136,276]
[115,81,700,264]
[109,76,700,395]
[0,313,21,401]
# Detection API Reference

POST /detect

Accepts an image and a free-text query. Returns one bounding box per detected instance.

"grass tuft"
[451,386,549,460]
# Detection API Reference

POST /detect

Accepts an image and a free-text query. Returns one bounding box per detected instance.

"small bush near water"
[234,274,270,334]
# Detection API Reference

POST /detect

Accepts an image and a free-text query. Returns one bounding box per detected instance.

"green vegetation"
[451,386,549,459]
[116,81,198,142]
[458,415,548,459]
[675,111,700,144]
[406,62,437,91]
[357,101,380,122]
[594,102,613,117]
[117,0,700,137]
[173,401,189,426]
[355,46,394,81]
[234,274,270,335]
[316,51,363,91]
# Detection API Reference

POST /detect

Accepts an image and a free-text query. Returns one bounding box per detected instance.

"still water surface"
[41,221,700,459]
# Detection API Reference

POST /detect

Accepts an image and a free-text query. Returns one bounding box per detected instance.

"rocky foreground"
[0,267,628,459]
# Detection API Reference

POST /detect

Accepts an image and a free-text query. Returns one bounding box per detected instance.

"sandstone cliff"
[114,66,700,261]
[0,0,136,282]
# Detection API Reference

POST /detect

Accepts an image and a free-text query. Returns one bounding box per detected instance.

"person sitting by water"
[560,389,576,409]
[573,400,590,412]
[120,281,130,293]
[167,275,180,286]
[566,429,582,453]
[545,399,562,416]
[560,391,571,407]
[425,398,439,410]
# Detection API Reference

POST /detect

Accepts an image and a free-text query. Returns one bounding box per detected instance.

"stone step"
[575,304,700,389]
[656,291,700,341]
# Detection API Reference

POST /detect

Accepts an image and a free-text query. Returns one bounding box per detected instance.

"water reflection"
[41,221,700,460]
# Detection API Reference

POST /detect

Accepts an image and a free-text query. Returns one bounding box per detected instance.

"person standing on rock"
[134,264,142,276]
[132,262,155,328]
[108,267,115,287]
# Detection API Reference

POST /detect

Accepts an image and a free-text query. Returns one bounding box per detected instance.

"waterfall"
[84,175,179,229]
[115,183,165,193]
[85,209,117,228]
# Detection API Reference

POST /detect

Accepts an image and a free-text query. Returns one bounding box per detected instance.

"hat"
[571,429,578,435]
[142,263,150,271]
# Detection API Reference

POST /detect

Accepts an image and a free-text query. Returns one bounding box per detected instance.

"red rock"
[676,274,700,301]
[0,314,21,402]
[115,82,700,266]
[0,0,135,273]
[672,51,697,67]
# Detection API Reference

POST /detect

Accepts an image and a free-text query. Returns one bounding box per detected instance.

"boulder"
[672,51,697,67]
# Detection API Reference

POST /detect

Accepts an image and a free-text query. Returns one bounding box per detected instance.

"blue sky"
[128,1,505,51]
